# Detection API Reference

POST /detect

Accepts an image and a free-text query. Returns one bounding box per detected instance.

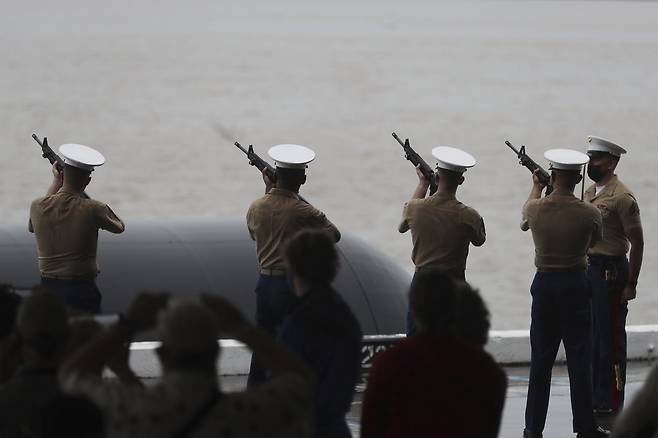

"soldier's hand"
[52,163,63,186]
[532,169,546,188]
[622,285,637,302]
[415,164,429,187]
[262,169,273,194]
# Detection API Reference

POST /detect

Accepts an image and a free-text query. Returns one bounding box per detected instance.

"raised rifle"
[234,142,276,183]
[505,140,553,195]
[32,133,90,199]
[392,132,438,196]
[32,133,65,170]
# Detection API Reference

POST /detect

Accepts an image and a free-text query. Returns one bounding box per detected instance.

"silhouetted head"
[42,394,105,438]
[156,299,219,375]
[285,229,339,292]
[452,281,491,347]
[409,272,490,347]
[16,289,70,364]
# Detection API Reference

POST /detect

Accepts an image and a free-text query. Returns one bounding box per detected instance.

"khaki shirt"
[584,176,642,256]
[29,191,125,279]
[246,188,340,269]
[521,192,602,271]
[399,193,485,273]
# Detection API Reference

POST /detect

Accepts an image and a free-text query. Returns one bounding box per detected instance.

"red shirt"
[361,332,507,438]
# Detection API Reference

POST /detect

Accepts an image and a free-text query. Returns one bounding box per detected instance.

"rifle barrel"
[505,140,521,155]
[32,133,43,147]
[234,141,249,154]
[391,132,404,146]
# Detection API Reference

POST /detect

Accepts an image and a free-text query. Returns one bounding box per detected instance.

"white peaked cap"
[59,144,105,172]
[545,148,589,171]
[431,146,476,173]
[268,144,316,169]
[586,136,627,157]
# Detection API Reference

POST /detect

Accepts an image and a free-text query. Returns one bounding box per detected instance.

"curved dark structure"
[0,219,409,335]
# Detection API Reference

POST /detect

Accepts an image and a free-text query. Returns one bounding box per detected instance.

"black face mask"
[587,165,605,182]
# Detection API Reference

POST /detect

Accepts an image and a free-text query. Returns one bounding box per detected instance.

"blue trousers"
[40,277,101,314]
[587,256,629,413]
[525,272,596,434]
[247,273,297,387]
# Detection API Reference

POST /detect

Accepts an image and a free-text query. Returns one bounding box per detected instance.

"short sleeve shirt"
[246,188,340,269]
[63,372,312,438]
[584,176,642,256]
[521,192,602,270]
[399,193,485,273]
[29,190,125,278]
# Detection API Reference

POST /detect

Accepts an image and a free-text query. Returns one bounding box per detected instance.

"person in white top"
[60,292,314,438]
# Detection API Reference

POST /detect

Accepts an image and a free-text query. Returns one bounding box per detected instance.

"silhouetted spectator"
[0,290,70,437]
[0,284,22,383]
[610,361,658,438]
[42,393,105,438]
[361,272,507,438]
[61,292,314,438]
[67,317,143,387]
[279,229,362,438]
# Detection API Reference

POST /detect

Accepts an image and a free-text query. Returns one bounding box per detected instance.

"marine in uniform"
[398,146,485,334]
[521,149,607,438]
[246,144,340,386]
[29,144,125,314]
[584,136,644,416]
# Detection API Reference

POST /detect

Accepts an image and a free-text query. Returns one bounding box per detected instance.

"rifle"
[234,142,276,183]
[505,140,553,195]
[392,132,438,196]
[32,133,65,170]
[32,133,90,199]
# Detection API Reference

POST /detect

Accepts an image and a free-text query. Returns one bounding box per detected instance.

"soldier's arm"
[526,169,545,202]
[398,203,412,233]
[246,206,257,241]
[618,194,643,299]
[520,202,534,232]
[471,216,486,247]
[94,203,125,234]
[409,164,430,201]
[301,203,341,242]
[46,163,63,196]
[321,214,341,243]
[625,226,643,298]
[521,170,544,231]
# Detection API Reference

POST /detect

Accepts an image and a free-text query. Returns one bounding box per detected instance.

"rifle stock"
[392,132,438,195]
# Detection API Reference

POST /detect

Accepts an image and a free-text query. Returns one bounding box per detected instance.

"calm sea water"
[1,0,657,329]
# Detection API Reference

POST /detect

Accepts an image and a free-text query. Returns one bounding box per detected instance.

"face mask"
[587,165,605,183]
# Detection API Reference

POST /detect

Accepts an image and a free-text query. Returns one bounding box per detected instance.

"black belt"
[536,267,584,273]
[260,268,287,276]
[588,254,626,264]
[41,275,96,282]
